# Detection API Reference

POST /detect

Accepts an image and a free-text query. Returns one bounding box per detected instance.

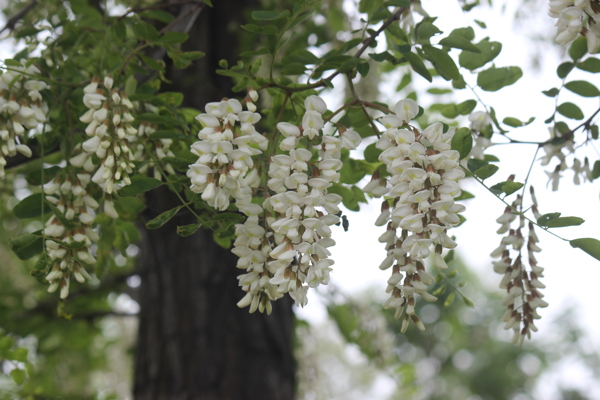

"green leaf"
[427,88,453,95]
[357,61,370,77]
[137,113,185,125]
[286,49,319,65]
[160,32,189,45]
[180,51,205,60]
[458,39,502,70]
[542,88,559,97]
[112,197,144,222]
[569,36,587,60]
[13,193,46,219]
[351,185,367,204]
[570,238,600,261]
[241,24,278,35]
[503,117,522,127]
[10,369,26,386]
[477,66,522,92]
[141,10,175,23]
[118,177,162,197]
[439,35,480,53]
[132,20,160,41]
[3,59,21,67]
[592,160,600,180]
[440,100,476,118]
[177,223,202,237]
[537,212,561,226]
[14,27,41,38]
[146,206,182,229]
[8,232,44,260]
[240,48,270,57]
[490,181,523,196]
[364,143,383,163]
[422,45,461,81]
[557,62,574,78]
[340,159,373,185]
[11,347,28,362]
[162,156,193,171]
[501,181,523,195]
[156,92,184,107]
[467,158,488,172]
[502,116,534,127]
[450,127,472,159]
[328,183,359,212]
[449,27,475,40]
[369,51,396,63]
[545,216,584,228]
[280,62,307,75]
[251,10,281,20]
[557,102,584,120]
[474,164,499,180]
[338,58,361,73]
[148,130,188,140]
[577,57,600,73]
[404,52,432,82]
[457,99,477,115]
[565,80,599,97]
[416,21,442,40]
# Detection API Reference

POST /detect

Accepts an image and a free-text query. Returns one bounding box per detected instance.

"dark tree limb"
[0,0,37,35]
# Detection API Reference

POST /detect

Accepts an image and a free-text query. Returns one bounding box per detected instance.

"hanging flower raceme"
[549,0,600,53]
[0,60,48,178]
[537,125,592,191]
[44,171,99,299]
[490,187,547,346]
[187,97,265,211]
[187,93,360,313]
[131,102,176,180]
[236,95,353,312]
[365,98,465,332]
[79,75,137,196]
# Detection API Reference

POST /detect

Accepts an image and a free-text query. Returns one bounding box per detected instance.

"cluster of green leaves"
[0,329,31,387]
[543,37,600,123]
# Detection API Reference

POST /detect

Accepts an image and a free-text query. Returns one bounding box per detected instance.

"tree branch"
[0,0,38,35]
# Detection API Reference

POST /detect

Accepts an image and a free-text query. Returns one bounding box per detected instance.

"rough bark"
[133,1,296,399]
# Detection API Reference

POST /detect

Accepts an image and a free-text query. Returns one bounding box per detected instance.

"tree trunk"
[133,2,296,399]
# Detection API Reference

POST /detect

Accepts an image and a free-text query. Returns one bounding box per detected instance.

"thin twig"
[0,0,38,35]
[261,3,414,93]
[117,0,203,21]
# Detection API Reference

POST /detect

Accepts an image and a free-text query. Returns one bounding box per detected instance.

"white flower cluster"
[0,60,48,178]
[44,171,99,298]
[187,98,266,211]
[490,188,547,346]
[549,0,600,53]
[235,95,359,312]
[78,75,137,196]
[365,99,465,332]
[132,103,176,180]
[539,130,592,190]
[188,94,361,313]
